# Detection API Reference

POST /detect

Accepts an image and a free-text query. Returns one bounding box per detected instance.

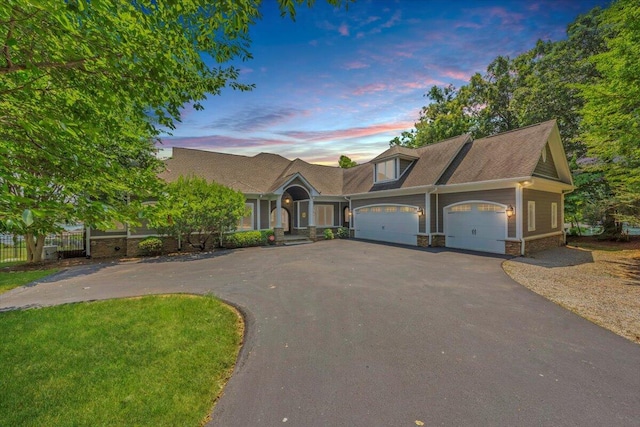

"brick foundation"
[89,237,127,258]
[417,235,429,247]
[308,226,317,241]
[349,229,355,238]
[505,240,521,256]
[524,234,564,256]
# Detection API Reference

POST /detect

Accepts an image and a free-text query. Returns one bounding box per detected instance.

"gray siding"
[432,188,516,237]
[129,219,155,236]
[523,189,562,237]
[260,199,270,229]
[352,194,426,233]
[533,144,559,179]
[91,226,127,237]
[399,159,413,176]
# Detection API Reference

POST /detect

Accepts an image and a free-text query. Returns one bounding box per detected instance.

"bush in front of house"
[336,227,349,239]
[260,229,275,244]
[223,231,265,249]
[323,228,334,240]
[138,237,163,256]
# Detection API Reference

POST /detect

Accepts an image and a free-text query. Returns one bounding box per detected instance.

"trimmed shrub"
[138,237,163,256]
[224,230,266,249]
[336,227,349,239]
[323,228,334,240]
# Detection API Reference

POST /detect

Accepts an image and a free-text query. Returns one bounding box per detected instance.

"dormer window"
[375,159,397,182]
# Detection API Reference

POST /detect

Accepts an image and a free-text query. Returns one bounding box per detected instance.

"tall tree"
[149,176,247,250]
[0,0,347,261]
[580,0,640,227]
[338,155,358,168]
[390,85,473,147]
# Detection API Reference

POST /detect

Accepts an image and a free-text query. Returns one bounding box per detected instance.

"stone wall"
[417,235,429,247]
[431,235,446,247]
[524,234,564,256]
[91,235,214,258]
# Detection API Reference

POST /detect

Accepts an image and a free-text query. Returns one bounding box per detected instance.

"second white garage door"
[354,205,418,246]
[445,202,507,254]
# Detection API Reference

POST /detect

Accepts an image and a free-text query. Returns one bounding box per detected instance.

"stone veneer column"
[308,226,317,241]
[274,227,284,245]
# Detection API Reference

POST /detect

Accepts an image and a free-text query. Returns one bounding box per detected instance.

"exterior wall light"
[284,197,291,204]
[417,208,424,216]
[506,205,515,218]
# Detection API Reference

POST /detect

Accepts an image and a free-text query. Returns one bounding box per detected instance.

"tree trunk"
[25,233,46,263]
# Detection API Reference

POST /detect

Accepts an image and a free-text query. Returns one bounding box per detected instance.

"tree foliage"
[391,3,636,228]
[149,176,247,251]
[338,155,358,168]
[580,0,640,227]
[0,0,347,261]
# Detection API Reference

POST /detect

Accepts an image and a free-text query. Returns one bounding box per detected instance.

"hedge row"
[222,230,275,249]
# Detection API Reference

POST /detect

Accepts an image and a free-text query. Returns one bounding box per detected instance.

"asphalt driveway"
[1,240,639,426]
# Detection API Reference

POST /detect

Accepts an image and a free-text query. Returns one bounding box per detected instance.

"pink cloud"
[487,7,525,26]
[279,121,416,142]
[381,10,402,29]
[442,70,470,81]
[338,23,349,36]
[160,135,292,151]
[352,82,388,96]
[344,61,369,70]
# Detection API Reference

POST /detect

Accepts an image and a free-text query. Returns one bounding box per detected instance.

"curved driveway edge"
[1,240,639,426]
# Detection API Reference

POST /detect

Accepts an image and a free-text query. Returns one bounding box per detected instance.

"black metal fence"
[0,230,85,264]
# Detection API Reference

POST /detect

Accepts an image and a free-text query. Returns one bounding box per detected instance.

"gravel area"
[503,246,640,344]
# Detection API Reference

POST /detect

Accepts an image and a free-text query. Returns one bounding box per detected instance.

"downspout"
[561,188,574,245]
[426,188,437,246]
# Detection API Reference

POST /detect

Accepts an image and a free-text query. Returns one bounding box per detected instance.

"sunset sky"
[160,0,609,166]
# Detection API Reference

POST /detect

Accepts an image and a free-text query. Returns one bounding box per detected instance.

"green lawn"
[0,295,243,427]
[0,269,58,294]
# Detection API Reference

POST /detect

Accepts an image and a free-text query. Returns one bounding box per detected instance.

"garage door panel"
[355,206,418,246]
[445,204,506,254]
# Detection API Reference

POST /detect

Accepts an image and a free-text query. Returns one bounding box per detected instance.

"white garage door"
[445,203,506,254]
[354,205,418,246]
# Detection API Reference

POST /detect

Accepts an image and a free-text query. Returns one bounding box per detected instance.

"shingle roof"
[439,120,556,185]
[159,120,562,195]
[371,145,420,162]
[160,149,291,193]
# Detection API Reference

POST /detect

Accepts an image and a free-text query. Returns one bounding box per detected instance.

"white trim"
[527,201,536,232]
[515,184,523,241]
[373,158,399,183]
[85,226,91,257]
[354,203,420,212]
[276,174,320,197]
[523,231,563,241]
[435,193,439,233]
[551,202,558,229]
[308,197,315,226]
[257,198,261,230]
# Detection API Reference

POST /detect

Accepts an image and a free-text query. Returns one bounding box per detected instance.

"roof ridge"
[475,119,556,141]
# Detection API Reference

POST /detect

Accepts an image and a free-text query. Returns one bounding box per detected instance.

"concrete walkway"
[1,240,639,426]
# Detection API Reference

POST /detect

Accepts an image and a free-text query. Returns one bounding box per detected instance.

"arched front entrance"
[271,207,290,233]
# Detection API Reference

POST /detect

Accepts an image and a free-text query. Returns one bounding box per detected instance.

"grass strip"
[0,269,58,294]
[0,295,243,426]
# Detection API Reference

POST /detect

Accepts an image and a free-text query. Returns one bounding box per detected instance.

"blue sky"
[161,0,609,165]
